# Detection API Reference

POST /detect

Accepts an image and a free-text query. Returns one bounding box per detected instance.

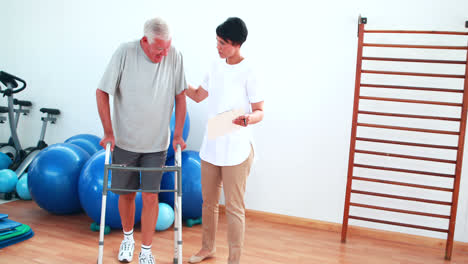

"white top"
[199,58,263,166]
[98,41,187,153]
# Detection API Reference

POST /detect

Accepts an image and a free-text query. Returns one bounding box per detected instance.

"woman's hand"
[233,114,250,127]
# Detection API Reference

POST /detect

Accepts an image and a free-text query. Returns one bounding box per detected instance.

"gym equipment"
[78,150,143,229]
[0,71,27,167]
[156,203,175,231]
[0,169,18,194]
[341,17,468,260]
[0,223,34,249]
[0,107,6,124]
[167,108,190,158]
[28,143,90,214]
[160,151,202,220]
[0,218,21,232]
[65,134,102,156]
[0,224,30,241]
[97,143,183,264]
[186,217,202,227]
[0,71,61,180]
[0,99,31,162]
[15,173,31,200]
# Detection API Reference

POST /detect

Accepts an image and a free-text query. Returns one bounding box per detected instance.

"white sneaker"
[139,252,156,264]
[118,239,135,263]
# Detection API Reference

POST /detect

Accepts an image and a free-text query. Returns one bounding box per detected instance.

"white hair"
[143,17,171,44]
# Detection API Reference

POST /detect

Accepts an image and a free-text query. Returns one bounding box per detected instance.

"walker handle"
[175,144,181,167]
[104,142,112,165]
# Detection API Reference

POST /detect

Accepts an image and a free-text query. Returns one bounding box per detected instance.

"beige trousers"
[200,147,254,264]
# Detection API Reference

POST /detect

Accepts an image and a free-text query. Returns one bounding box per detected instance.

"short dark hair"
[216,17,248,46]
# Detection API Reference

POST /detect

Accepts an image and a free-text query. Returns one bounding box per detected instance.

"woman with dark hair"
[185,17,264,264]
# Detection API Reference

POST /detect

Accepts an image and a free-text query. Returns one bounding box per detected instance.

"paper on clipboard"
[207,108,245,140]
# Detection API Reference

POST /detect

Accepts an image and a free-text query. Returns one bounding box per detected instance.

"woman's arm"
[233,101,264,127]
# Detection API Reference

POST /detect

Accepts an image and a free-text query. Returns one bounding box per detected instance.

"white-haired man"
[96,17,187,264]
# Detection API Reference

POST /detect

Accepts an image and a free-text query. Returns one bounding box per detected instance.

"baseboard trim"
[218,205,468,251]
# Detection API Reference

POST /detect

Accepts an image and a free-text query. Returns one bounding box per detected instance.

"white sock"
[141,244,152,255]
[123,229,134,242]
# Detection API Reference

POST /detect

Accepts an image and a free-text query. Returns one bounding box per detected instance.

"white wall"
[1,0,468,241]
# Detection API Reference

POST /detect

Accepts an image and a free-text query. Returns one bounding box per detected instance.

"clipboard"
[207,108,245,140]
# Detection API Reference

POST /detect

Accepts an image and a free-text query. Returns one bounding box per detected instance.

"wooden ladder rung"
[349,202,451,219]
[349,215,449,233]
[359,96,462,106]
[363,30,468,35]
[360,83,464,93]
[362,69,465,78]
[363,43,468,50]
[358,110,461,122]
[352,176,454,192]
[357,123,460,135]
[356,137,458,150]
[355,149,457,163]
[362,57,467,64]
[354,163,455,178]
[351,189,452,205]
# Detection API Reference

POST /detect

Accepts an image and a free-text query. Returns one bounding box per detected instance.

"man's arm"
[185,84,208,103]
[96,89,115,150]
[172,90,187,151]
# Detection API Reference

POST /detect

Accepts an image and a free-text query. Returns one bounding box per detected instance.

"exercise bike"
[0,71,28,170]
[0,99,32,162]
[0,71,60,179]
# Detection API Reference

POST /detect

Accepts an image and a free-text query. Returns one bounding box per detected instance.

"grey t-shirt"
[98,40,187,153]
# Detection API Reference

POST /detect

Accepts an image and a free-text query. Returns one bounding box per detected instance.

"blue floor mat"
[0,229,15,236]
[0,214,7,220]
[0,219,21,232]
[0,229,34,249]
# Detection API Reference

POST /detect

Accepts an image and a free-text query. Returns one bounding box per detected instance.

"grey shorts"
[111,145,167,195]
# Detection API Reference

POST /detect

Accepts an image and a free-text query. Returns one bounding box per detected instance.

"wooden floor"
[1,200,468,263]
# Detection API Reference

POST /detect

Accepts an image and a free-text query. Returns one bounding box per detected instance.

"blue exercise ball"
[16,173,31,200]
[167,109,190,158]
[28,143,90,214]
[156,202,175,231]
[79,150,143,229]
[0,169,18,193]
[0,152,12,170]
[160,151,202,220]
[65,134,102,156]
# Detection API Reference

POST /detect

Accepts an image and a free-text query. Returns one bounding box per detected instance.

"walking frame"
[97,143,183,264]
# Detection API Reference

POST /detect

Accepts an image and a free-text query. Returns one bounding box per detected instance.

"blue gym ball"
[156,202,175,231]
[167,108,190,158]
[160,151,202,220]
[28,143,90,214]
[0,152,12,170]
[16,173,31,200]
[79,150,143,229]
[65,134,102,156]
[0,169,18,193]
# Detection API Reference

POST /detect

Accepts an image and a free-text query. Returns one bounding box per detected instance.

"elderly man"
[96,17,187,264]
